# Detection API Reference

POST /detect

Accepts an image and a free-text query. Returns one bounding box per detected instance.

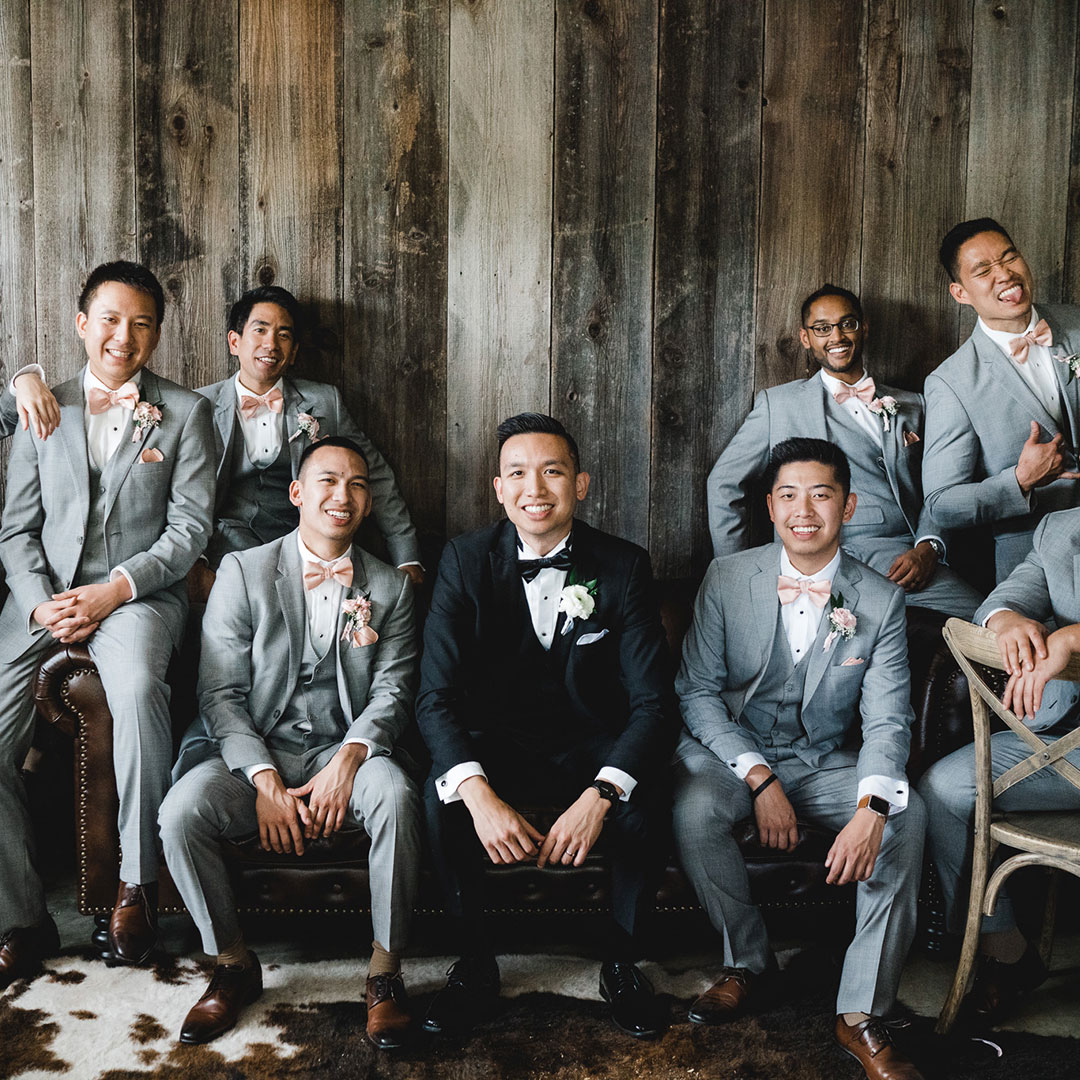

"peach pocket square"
[140,447,164,463]
[840,656,865,666]
[903,430,920,447]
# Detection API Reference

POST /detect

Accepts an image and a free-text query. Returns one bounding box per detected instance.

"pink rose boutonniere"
[1053,349,1080,384]
[131,400,163,442]
[867,395,898,432]
[341,596,378,648]
[824,592,856,653]
[289,412,322,444]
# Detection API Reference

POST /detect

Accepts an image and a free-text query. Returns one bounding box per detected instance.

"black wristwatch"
[857,794,890,820]
[591,780,621,804]
[921,538,945,560]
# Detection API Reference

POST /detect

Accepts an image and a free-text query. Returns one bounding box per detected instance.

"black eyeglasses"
[806,317,860,338]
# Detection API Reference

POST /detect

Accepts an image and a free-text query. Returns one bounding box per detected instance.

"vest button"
[272,709,281,719]
[75,536,83,544]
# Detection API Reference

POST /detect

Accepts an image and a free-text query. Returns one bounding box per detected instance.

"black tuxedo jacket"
[416,518,676,784]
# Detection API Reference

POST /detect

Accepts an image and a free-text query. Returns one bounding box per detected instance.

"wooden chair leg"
[1038,868,1058,970]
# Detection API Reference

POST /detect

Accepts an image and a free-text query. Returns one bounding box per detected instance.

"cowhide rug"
[2,948,1076,1080]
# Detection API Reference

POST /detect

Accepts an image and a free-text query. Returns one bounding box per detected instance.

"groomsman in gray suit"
[708,284,981,619]
[675,438,926,1080]
[0,261,215,985]
[924,218,1080,582]
[187,285,422,604]
[919,506,1080,1024]
[159,436,421,1049]
[0,367,61,443]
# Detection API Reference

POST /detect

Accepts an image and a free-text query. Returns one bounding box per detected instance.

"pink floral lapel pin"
[131,400,163,442]
[867,395,898,432]
[824,592,856,653]
[1052,349,1080,383]
[341,595,378,648]
[289,411,322,444]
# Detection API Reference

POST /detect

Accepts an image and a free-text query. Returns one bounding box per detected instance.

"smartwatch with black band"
[591,779,621,804]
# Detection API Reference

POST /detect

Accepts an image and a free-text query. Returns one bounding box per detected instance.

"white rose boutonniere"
[824,592,857,653]
[558,569,598,635]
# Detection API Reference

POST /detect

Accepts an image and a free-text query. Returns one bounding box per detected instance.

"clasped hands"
[254,742,368,856]
[32,577,133,643]
[459,775,615,869]
[988,610,1080,721]
[746,764,884,887]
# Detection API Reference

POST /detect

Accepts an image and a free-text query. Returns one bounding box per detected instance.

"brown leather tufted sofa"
[31,584,976,945]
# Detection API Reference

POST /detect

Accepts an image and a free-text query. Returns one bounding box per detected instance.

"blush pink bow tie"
[239,387,284,420]
[303,558,353,591]
[1008,319,1053,363]
[777,575,831,608]
[832,379,876,406]
[87,382,139,415]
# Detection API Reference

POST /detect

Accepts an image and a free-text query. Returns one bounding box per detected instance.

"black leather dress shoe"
[179,953,263,1044]
[0,917,60,988]
[962,942,1049,1026]
[422,956,500,1036]
[599,960,666,1039]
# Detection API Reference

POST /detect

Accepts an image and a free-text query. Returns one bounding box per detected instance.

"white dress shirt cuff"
[9,363,45,392]
[436,761,487,804]
[110,566,138,602]
[595,767,635,801]
[397,561,424,570]
[728,752,769,780]
[244,763,277,784]
[980,607,1010,628]
[344,737,380,759]
[858,775,908,815]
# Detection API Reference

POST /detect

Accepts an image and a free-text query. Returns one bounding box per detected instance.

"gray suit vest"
[219,423,296,544]
[73,453,118,588]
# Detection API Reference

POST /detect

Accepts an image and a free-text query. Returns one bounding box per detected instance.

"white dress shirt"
[727,547,908,813]
[82,367,141,600]
[979,308,1063,428]
[245,535,374,782]
[435,530,636,805]
[234,373,284,467]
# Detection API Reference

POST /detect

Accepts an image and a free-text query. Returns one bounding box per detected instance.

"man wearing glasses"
[707,285,982,619]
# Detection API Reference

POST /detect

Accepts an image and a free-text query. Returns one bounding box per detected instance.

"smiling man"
[189,285,422,603]
[160,436,421,1049]
[708,285,981,619]
[0,261,215,984]
[674,438,926,1080]
[924,219,1080,581]
[416,412,676,1040]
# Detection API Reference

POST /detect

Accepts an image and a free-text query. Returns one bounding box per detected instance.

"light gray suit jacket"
[923,303,1080,580]
[0,367,215,662]
[0,384,18,439]
[972,507,1080,732]
[677,543,914,783]
[199,376,421,567]
[708,375,937,557]
[181,531,417,778]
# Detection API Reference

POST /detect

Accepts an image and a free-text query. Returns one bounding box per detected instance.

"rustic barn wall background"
[1,0,1077,578]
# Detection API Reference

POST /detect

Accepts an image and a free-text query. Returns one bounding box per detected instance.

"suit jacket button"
[272,709,281,719]
[75,536,83,544]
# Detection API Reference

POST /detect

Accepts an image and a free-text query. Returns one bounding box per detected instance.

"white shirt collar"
[818,367,872,396]
[779,545,842,584]
[516,531,570,562]
[296,533,351,568]
[978,307,1039,356]
[83,366,143,394]
[234,372,283,402]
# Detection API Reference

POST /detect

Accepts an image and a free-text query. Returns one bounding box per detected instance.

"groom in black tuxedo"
[417,412,676,1039]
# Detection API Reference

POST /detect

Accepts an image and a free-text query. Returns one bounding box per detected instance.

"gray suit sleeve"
[973,520,1053,625]
[198,552,273,774]
[0,386,18,439]
[327,388,421,566]
[707,390,772,557]
[855,584,914,783]
[922,372,1030,529]
[676,560,762,763]
[343,571,418,754]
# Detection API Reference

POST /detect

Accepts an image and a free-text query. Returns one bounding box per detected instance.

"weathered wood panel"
[240,0,343,386]
[551,0,657,550]
[755,0,866,391]
[446,0,555,536]
[343,0,449,542]
[135,2,239,389]
[861,0,973,388]
[0,0,35,373]
[1061,11,1080,307]
[652,0,762,576]
[965,0,1078,308]
[31,0,135,380]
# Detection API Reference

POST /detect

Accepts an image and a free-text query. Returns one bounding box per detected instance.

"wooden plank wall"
[2,0,1078,580]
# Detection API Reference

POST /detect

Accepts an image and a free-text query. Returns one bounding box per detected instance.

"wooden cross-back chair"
[937,618,1080,1034]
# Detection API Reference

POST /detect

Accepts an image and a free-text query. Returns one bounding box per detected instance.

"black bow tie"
[518,550,573,582]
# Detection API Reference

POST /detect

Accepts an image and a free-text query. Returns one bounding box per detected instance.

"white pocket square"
[577,629,609,646]
[841,656,865,666]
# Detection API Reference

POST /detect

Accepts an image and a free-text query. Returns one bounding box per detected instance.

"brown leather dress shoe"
[365,973,412,1049]
[0,918,60,988]
[834,1015,924,1080]
[962,942,1048,1026]
[687,967,754,1024]
[179,954,263,1045]
[108,882,158,964]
